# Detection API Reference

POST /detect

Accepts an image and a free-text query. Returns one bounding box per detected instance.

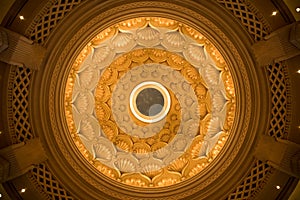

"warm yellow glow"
[296,7,300,13]
[276,185,281,190]
[19,15,24,20]
[65,17,236,187]
[272,11,278,16]
[129,81,171,123]
[20,188,26,193]
[297,69,300,74]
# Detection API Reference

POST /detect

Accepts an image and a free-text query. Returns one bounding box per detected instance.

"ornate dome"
[64,17,235,188]
[0,0,299,199]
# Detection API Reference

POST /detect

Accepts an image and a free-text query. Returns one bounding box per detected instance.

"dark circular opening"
[136,88,164,116]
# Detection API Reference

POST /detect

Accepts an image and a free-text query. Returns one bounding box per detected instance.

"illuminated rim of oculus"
[129,81,171,123]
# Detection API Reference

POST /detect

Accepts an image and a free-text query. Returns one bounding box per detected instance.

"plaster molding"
[30,0,266,199]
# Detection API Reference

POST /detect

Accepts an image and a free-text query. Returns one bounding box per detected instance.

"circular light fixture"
[276,185,281,190]
[296,7,300,13]
[130,81,171,123]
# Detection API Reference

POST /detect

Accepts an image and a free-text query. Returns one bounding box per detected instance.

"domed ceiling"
[65,17,235,187]
[39,1,263,196]
[0,0,299,200]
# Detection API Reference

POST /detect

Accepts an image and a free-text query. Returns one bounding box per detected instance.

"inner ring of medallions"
[130,81,171,123]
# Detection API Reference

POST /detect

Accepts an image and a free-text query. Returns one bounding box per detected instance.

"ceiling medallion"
[64,17,236,187]
[130,81,171,123]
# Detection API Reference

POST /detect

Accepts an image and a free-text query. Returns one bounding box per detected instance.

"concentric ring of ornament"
[97,61,184,154]
[65,17,236,187]
[94,49,210,185]
[96,61,200,176]
[96,49,202,154]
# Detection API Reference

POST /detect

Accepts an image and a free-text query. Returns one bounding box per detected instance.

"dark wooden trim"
[271,0,296,23]
[1,0,28,27]
[276,177,299,200]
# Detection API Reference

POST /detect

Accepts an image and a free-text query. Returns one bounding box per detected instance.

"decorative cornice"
[281,64,292,140]
[7,66,17,144]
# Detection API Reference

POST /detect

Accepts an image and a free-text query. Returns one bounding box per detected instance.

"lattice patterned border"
[225,62,292,199]
[225,160,273,199]
[25,0,84,44]
[30,163,74,200]
[7,66,34,144]
[25,0,271,44]
[217,0,271,41]
[24,0,57,39]
[6,65,74,199]
[266,63,291,139]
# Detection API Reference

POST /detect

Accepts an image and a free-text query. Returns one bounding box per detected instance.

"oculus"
[130,81,171,123]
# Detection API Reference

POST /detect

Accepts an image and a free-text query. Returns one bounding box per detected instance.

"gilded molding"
[64,16,235,188]
[44,1,255,199]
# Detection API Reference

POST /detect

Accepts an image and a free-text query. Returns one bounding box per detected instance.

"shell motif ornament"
[65,17,236,188]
